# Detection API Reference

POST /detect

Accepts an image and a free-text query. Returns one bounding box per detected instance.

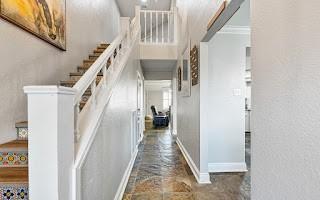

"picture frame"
[0,0,67,50]
[190,45,199,86]
[180,39,191,97]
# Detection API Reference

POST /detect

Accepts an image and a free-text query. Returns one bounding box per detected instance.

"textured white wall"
[252,0,320,199]
[207,32,249,166]
[175,0,224,170]
[0,0,120,143]
[81,39,143,200]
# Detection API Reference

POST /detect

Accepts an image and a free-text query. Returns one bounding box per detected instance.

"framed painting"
[0,0,66,50]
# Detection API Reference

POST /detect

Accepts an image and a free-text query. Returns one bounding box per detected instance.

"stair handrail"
[72,16,141,200]
[72,34,124,104]
[71,17,139,145]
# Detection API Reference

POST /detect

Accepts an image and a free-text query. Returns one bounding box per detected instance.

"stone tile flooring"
[123,129,251,200]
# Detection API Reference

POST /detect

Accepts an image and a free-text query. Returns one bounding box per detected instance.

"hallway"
[123,129,251,200]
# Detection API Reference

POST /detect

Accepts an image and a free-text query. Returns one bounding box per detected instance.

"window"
[163,90,172,110]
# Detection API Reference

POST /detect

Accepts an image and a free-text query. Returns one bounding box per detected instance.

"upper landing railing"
[137,6,178,45]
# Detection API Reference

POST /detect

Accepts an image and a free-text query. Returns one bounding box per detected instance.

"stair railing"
[72,16,140,200]
[24,16,141,200]
[139,7,178,44]
[73,18,136,143]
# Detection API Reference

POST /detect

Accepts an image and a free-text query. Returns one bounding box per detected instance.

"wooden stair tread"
[94,49,105,54]
[100,43,109,48]
[0,167,28,183]
[0,140,28,148]
[70,72,103,76]
[15,121,28,128]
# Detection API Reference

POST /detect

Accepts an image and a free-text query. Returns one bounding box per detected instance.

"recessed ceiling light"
[141,0,147,3]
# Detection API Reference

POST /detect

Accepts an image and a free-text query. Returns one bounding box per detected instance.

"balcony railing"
[138,7,178,45]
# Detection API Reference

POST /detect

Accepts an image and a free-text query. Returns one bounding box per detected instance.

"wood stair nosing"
[15,121,28,128]
[0,140,28,149]
[70,72,103,77]
[0,167,28,183]
[100,43,109,48]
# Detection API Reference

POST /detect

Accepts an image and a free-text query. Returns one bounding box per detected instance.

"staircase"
[0,43,111,200]
[0,123,28,200]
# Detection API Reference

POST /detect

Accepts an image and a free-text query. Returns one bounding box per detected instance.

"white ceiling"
[141,60,176,72]
[116,0,172,18]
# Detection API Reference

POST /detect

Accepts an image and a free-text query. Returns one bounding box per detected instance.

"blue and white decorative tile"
[16,187,28,200]
[0,184,28,200]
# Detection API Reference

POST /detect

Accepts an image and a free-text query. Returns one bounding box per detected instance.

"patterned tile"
[17,128,28,140]
[0,152,28,167]
[0,184,28,200]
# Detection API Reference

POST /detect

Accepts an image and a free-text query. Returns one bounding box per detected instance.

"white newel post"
[24,86,76,200]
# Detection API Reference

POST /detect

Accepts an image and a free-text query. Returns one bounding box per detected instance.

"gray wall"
[0,0,120,143]
[81,38,143,200]
[207,32,249,165]
[252,0,320,199]
[175,0,227,171]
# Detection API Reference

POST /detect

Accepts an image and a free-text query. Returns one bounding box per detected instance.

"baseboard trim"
[208,162,247,173]
[176,138,211,184]
[114,148,138,200]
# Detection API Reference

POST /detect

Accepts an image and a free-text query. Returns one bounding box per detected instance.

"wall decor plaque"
[190,45,199,86]
[178,66,182,91]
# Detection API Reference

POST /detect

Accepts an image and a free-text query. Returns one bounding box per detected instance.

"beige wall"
[0,0,120,143]
[252,0,320,199]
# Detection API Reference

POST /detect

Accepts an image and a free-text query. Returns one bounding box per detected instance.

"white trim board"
[217,25,251,35]
[208,162,247,173]
[176,138,211,184]
[114,148,139,200]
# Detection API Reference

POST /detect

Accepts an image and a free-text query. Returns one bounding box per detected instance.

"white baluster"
[74,103,80,141]
[156,12,158,44]
[103,63,107,88]
[162,12,164,43]
[109,53,114,73]
[91,80,96,109]
[150,11,153,43]
[168,12,170,43]
[144,12,147,43]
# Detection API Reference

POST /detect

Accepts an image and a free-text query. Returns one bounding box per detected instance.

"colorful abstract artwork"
[0,0,66,50]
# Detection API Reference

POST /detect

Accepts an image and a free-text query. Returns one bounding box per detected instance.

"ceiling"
[116,0,172,18]
[141,60,176,72]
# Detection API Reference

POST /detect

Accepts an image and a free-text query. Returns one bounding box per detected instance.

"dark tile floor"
[123,129,251,200]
